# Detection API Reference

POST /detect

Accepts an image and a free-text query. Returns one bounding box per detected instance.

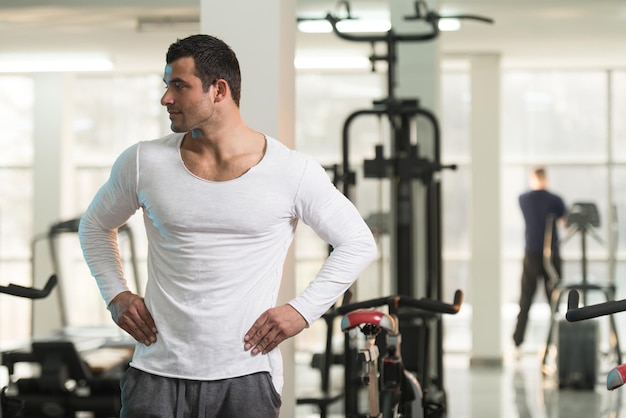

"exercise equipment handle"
[0,274,57,299]
[566,289,626,322]
[398,290,463,314]
[325,11,439,43]
[336,289,463,315]
[324,1,493,44]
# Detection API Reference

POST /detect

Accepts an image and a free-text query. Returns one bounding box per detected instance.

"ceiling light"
[294,56,371,70]
[297,20,333,33]
[0,53,113,73]
[438,18,461,31]
[297,19,391,34]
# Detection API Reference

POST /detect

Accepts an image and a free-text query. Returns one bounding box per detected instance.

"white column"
[31,73,73,337]
[469,53,502,365]
[200,1,297,415]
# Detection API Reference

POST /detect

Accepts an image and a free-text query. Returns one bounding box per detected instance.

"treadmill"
[2,217,142,418]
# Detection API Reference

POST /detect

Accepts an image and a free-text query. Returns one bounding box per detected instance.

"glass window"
[5,65,623,358]
[611,166,626,256]
[442,165,471,257]
[441,71,471,311]
[0,169,33,260]
[55,74,169,330]
[72,74,169,166]
[295,71,387,289]
[550,166,608,261]
[501,165,609,259]
[0,76,33,344]
[296,73,385,166]
[612,71,626,162]
[502,71,607,163]
[441,71,471,162]
[501,70,613,355]
[0,76,33,166]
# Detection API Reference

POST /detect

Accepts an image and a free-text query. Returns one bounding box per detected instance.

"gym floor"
[295,351,626,418]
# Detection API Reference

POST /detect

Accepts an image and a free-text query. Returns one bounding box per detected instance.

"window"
[502,71,607,163]
[501,70,619,351]
[67,74,168,327]
[0,76,33,344]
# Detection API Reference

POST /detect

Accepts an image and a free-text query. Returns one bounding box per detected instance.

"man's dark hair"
[166,34,242,106]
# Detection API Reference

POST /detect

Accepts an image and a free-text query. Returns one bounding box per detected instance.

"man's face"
[161,57,215,133]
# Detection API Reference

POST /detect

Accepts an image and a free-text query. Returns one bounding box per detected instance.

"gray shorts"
[119,367,281,418]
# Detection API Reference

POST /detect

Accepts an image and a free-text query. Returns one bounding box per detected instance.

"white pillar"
[200,1,297,415]
[31,73,73,337]
[469,53,502,365]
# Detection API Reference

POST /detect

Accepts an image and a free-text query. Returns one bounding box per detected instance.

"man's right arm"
[78,144,142,308]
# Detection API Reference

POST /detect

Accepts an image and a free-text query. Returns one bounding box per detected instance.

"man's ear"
[213,79,230,103]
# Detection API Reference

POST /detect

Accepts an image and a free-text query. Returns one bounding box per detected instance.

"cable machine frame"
[319,2,492,416]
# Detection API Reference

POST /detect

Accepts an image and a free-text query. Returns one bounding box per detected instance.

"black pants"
[513,252,561,347]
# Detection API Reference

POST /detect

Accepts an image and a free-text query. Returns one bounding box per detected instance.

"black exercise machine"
[2,218,141,417]
[2,339,130,418]
[567,290,626,391]
[42,218,141,329]
[541,202,622,388]
[1,275,57,418]
[296,2,492,417]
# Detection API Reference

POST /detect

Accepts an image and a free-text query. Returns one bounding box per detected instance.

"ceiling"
[0,0,624,73]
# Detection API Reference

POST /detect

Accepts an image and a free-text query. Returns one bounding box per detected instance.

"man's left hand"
[244,304,307,355]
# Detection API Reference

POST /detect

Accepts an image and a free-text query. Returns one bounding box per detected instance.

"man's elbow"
[362,233,378,263]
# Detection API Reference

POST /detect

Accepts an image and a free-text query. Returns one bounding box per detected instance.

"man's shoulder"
[520,189,561,199]
[265,135,313,164]
[519,189,540,202]
[263,136,329,186]
[542,189,565,204]
[141,132,183,147]
[519,189,564,209]
[133,132,184,156]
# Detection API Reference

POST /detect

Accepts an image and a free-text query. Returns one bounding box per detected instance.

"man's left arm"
[244,159,377,355]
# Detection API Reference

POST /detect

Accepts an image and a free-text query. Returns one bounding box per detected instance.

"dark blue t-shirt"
[519,189,566,255]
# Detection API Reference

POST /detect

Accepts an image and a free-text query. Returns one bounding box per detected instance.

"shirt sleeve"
[78,143,142,305]
[288,158,377,324]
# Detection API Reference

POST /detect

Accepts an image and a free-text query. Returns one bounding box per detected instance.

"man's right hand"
[108,291,158,346]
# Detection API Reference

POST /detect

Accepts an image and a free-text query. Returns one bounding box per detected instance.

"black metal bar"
[336,290,463,316]
[566,289,626,322]
[341,108,387,198]
[0,274,57,300]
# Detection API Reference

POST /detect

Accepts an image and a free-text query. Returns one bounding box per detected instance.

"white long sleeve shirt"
[78,133,377,393]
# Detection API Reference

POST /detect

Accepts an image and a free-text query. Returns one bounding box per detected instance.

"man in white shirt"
[78,34,377,417]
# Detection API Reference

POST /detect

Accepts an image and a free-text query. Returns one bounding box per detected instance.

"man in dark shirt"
[513,167,566,353]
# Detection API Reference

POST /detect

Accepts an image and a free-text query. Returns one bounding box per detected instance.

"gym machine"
[2,218,141,417]
[43,218,141,330]
[567,289,626,391]
[1,275,57,418]
[541,202,622,389]
[296,2,492,417]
